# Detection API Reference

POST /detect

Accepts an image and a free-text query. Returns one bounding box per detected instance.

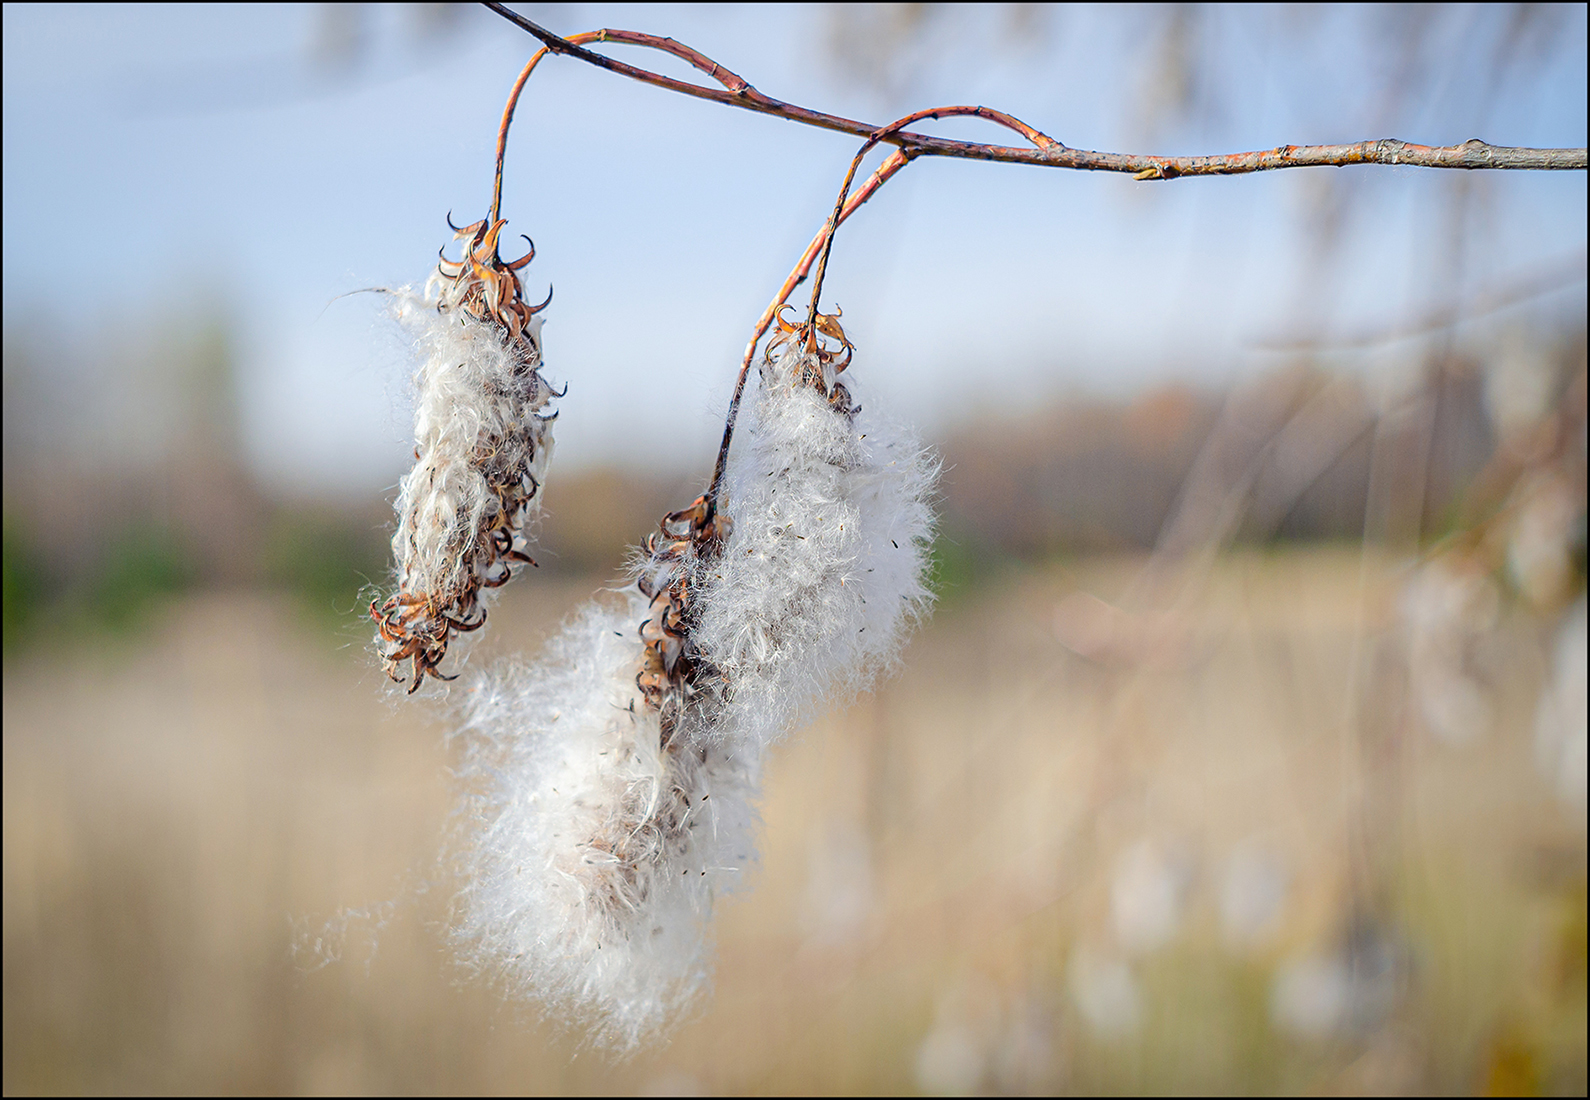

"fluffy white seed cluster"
[449,593,762,1052]
[693,340,938,748]
[392,297,553,606]
[447,326,936,1049]
[372,213,558,691]
[372,282,555,691]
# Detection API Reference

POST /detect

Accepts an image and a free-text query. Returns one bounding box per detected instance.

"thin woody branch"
[482,3,1587,176]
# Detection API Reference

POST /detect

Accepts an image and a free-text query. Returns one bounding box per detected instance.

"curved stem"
[704,149,912,513]
[490,48,551,224]
[490,23,769,225]
[569,27,756,95]
[806,105,1058,333]
[484,5,1587,175]
[491,31,626,224]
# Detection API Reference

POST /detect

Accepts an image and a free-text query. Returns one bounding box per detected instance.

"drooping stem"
[707,106,1057,513]
[801,148,878,350]
[490,27,759,223]
[490,48,551,224]
[806,106,1059,336]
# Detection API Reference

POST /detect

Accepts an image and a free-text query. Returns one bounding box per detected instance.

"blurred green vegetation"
[89,523,195,633]
[262,509,389,631]
[3,513,195,649]
[1,502,392,656]
[2,513,45,654]
[925,530,977,605]
[925,527,1010,607]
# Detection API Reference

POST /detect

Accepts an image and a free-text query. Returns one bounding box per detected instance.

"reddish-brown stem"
[491,31,627,224]
[806,106,1058,335]
[574,27,757,95]
[483,4,1587,175]
[703,148,913,512]
[707,108,1053,504]
[490,26,763,223]
[490,49,550,224]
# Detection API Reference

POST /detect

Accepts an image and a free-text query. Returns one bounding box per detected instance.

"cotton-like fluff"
[389,298,552,610]
[372,218,556,692]
[449,592,762,1051]
[694,334,937,748]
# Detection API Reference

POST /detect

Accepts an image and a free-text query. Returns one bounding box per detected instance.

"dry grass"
[3,549,1584,1094]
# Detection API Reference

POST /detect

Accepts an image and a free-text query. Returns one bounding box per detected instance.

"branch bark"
[482,3,1588,178]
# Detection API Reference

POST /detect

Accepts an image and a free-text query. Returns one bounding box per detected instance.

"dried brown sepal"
[371,594,465,693]
[634,494,733,743]
[372,510,538,692]
[765,304,857,414]
[433,216,552,341]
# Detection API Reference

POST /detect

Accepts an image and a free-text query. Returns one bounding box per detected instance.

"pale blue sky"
[4,3,1585,497]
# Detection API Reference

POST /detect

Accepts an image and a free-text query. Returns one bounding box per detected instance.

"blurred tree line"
[4,299,1582,650]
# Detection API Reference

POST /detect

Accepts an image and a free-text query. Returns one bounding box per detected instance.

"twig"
[481,4,1588,177]
[705,105,1058,511]
[704,147,912,512]
[490,28,757,222]
[806,105,1058,332]
[1253,251,1589,351]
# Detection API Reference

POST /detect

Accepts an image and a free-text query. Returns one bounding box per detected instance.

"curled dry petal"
[374,216,557,691]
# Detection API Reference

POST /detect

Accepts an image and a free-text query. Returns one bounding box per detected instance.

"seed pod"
[633,493,733,742]
[372,219,555,692]
[450,594,761,1051]
[692,311,938,748]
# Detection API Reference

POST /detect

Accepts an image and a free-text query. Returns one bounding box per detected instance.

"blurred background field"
[3,546,1585,1093]
[3,3,1586,1095]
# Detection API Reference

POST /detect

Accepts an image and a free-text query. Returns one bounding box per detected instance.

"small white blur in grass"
[1109,839,1192,955]
[1068,945,1143,1038]
[1399,556,1500,747]
[1535,594,1588,813]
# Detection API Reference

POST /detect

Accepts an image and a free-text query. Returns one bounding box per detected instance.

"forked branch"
[707,104,1058,510]
[477,0,1587,516]
[482,3,1587,177]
